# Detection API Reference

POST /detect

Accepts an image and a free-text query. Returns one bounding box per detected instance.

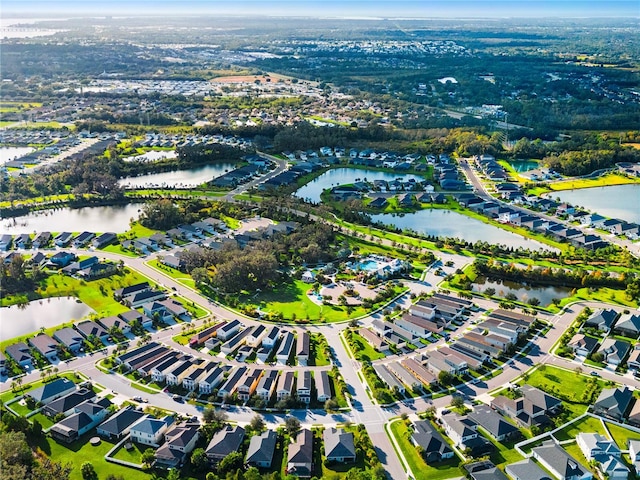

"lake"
[472,276,571,306]
[1,203,144,235]
[122,150,178,163]
[507,160,538,172]
[294,168,424,204]
[550,184,640,224]
[0,147,35,165]
[118,163,236,189]
[1,297,94,339]
[370,209,554,251]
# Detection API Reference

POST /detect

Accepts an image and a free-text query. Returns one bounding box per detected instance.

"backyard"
[389,419,462,480]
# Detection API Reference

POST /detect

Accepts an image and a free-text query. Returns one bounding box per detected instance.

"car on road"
[172,394,183,402]
[590,371,600,376]
[133,396,143,402]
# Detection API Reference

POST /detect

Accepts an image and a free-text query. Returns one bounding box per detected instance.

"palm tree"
[53,366,59,378]
[40,371,46,382]
[16,377,23,393]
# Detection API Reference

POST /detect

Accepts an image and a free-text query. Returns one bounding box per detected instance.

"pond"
[118,163,236,189]
[122,150,178,163]
[0,147,35,165]
[370,209,554,251]
[294,168,424,204]
[549,184,640,224]
[507,159,539,172]
[472,276,572,306]
[1,203,144,235]
[1,297,94,339]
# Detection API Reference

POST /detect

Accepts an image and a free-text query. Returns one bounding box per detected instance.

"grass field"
[548,173,640,192]
[347,330,387,362]
[553,415,606,441]
[34,434,151,480]
[480,428,524,469]
[242,279,368,323]
[520,365,608,406]
[389,419,462,480]
[605,421,640,449]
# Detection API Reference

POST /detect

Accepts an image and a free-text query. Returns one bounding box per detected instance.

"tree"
[139,199,182,230]
[191,447,208,471]
[438,370,454,386]
[450,395,465,409]
[166,468,181,480]
[203,406,227,426]
[141,448,156,467]
[218,451,243,474]
[0,431,32,480]
[285,416,301,437]
[80,462,97,480]
[249,414,266,433]
[324,398,339,411]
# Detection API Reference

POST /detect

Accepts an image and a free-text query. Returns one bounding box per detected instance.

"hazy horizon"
[3,0,639,19]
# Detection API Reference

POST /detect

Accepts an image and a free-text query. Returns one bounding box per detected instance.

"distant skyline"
[3,0,639,19]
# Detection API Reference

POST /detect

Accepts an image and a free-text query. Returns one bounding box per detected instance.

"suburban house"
[96,406,146,440]
[287,429,313,478]
[491,384,562,428]
[410,420,454,463]
[28,333,59,361]
[324,427,356,463]
[316,370,332,403]
[297,370,312,404]
[246,430,277,468]
[43,388,96,418]
[237,368,263,401]
[576,432,628,479]
[75,321,109,342]
[592,386,634,421]
[154,422,200,469]
[99,315,131,335]
[206,425,245,463]
[440,413,494,457]
[92,232,117,248]
[584,309,620,333]
[531,441,593,480]
[506,458,556,480]
[255,369,279,401]
[217,366,247,399]
[120,309,153,329]
[5,341,34,368]
[464,460,509,480]
[49,400,110,444]
[373,364,405,394]
[217,319,242,341]
[276,331,295,364]
[130,416,173,447]
[468,404,519,442]
[262,326,280,348]
[296,331,310,366]
[567,334,600,357]
[276,370,295,401]
[598,338,631,367]
[53,327,85,352]
[121,290,166,309]
[198,366,228,395]
[614,313,640,339]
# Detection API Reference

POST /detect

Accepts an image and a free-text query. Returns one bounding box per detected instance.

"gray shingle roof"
[246,429,277,465]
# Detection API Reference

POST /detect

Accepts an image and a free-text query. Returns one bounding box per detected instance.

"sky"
[2,0,639,18]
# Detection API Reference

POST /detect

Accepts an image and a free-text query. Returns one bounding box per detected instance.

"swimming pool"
[356,260,381,272]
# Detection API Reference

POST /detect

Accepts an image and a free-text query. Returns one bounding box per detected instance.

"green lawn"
[605,422,640,449]
[35,434,150,480]
[562,441,591,468]
[111,442,144,465]
[553,416,606,442]
[243,279,368,323]
[520,365,608,405]
[347,331,387,362]
[389,420,462,480]
[1,372,82,404]
[147,259,194,286]
[309,333,331,366]
[29,411,56,429]
[479,428,524,469]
